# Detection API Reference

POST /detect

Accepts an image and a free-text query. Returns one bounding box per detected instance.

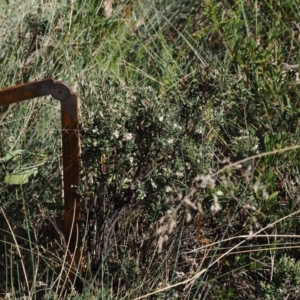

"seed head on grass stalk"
[156,145,300,252]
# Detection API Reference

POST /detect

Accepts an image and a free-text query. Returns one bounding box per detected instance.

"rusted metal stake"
[0,78,83,291]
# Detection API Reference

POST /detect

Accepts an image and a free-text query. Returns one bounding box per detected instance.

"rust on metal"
[0,78,83,291]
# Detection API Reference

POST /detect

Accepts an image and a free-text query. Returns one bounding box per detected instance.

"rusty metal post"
[0,78,83,291]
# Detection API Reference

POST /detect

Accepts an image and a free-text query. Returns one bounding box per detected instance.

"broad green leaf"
[268,191,279,201]
[4,168,38,185]
[0,149,24,162]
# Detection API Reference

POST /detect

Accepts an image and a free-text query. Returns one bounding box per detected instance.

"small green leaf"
[4,168,38,185]
[122,177,132,188]
[0,149,24,162]
[268,191,279,201]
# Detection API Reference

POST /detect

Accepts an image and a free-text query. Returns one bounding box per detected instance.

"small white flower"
[210,201,221,213]
[159,115,164,122]
[175,271,185,278]
[252,144,259,152]
[124,132,133,141]
[215,190,224,196]
[151,179,157,188]
[165,186,172,193]
[173,123,181,130]
[113,130,119,138]
[196,127,203,134]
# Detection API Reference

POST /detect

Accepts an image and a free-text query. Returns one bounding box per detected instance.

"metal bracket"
[0,78,83,291]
